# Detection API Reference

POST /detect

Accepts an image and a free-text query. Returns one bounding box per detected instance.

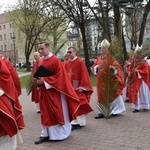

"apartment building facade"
[0,12,18,64]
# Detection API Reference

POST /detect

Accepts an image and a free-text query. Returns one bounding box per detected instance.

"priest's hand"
[37,77,44,85]
[76,88,83,92]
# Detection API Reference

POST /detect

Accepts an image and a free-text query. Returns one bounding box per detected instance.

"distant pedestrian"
[63,53,69,66]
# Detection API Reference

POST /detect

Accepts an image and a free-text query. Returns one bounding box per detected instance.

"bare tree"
[50,0,93,74]
[138,0,150,46]
[8,0,68,71]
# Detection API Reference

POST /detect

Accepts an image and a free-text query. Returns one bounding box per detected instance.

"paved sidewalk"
[16,87,150,150]
[18,71,31,78]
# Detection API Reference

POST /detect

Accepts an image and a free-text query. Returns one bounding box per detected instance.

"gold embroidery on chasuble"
[68,68,73,79]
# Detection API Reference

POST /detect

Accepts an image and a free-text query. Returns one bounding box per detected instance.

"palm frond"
[97,16,124,119]
[97,54,120,119]
[25,74,37,96]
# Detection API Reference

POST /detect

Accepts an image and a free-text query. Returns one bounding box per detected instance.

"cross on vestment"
[68,68,73,79]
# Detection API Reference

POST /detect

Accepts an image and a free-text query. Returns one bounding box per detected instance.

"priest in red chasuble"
[93,39,125,119]
[31,52,41,113]
[65,46,93,130]
[0,58,25,149]
[128,44,150,113]
[122,50,134,103]
[34,42,80,144]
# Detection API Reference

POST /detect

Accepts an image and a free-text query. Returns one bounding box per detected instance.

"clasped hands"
[109,65,117,75]
[37,77,44,85]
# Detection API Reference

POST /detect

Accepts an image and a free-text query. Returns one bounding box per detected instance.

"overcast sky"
[0,0,96,13]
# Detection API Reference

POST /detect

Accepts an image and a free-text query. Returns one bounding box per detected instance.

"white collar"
[69,56,77,62]
[44,52,53,59]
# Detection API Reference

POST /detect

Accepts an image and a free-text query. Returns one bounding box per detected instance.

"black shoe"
[37,110,40,113]
[133,109,139,113]
[34,137,49,144]
[125,100,129,103]
[71,124,82,131]
[95,113,104,119]
[112,114,118,116]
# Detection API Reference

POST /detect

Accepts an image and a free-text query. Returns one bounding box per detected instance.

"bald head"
[33,52,41,61]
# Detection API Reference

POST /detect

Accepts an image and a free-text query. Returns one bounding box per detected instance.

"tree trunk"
[113,3,120,37]
[113,2,127,61]
[138,1,150,46]
[79,22,91,75]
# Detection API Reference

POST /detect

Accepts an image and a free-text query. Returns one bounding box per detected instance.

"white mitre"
[100,39,110,48]
[135,43,143,52]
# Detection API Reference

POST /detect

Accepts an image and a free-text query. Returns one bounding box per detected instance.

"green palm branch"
[25,74,37,96]
[97,54,120,119]
[97,16,123,119]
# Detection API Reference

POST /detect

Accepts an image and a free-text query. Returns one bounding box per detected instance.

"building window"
[0,26,1,30]
[10,33,12,39]
[11,44,13,50]
[4,45,7,51]
[3,25,6,30]
[146,28,150,33]
[1,45,3,50]
[4,34,6,41]
[0,35,2,41]
[146,38,150,43]
[12,32,15,37]
[10,23,11,28]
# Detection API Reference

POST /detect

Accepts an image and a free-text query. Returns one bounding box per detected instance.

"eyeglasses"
[67,51,72,54]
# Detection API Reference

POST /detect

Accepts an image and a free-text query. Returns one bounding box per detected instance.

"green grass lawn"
[20,75,96,88]
[90,75,96,86]
[17,68,28,72]
[20,75,30,88]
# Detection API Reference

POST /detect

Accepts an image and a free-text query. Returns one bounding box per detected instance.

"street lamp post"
[12,36,16,69]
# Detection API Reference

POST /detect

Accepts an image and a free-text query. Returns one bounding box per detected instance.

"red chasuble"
[2,57,21,96]
[31,60,40,103]
[65,57,93,116]
[128,60,150,104]
[38,55,80,126]
[0,58,25,137]
[91,56,102,69]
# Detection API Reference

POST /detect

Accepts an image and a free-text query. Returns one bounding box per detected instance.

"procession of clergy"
[1,39,150,149]
[92,39,150,118]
